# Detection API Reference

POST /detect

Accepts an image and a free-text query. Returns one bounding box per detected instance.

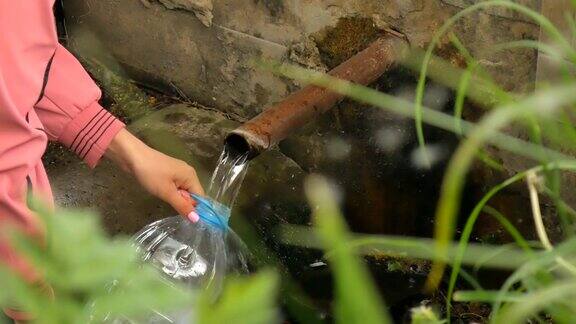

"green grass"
[0,201,282,324]
[270,1,576,322]
[4,1,576,323]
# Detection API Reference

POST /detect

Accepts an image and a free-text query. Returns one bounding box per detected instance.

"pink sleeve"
[34,44,125,168]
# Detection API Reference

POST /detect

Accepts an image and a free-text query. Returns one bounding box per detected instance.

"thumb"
[163,188,199,222]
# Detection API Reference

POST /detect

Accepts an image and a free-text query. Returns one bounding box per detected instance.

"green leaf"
[0,204,191,323]
[305,175,391,324]
[410,306,446,324]
[495,280,576,323]
[198,270,280,324]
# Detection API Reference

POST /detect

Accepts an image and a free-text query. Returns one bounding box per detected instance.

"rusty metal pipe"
[226,35,407,159]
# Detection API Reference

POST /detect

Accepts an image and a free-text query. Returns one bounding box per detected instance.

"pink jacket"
[1,1,125,278]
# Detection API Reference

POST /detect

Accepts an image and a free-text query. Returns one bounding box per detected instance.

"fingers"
[161,186,199,222]
[128,147,206,222]
[173,164,204,222]
[177,164,205,196]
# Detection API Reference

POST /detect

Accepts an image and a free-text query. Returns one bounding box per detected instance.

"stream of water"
[129,145,252,323]
[208,145,251,207]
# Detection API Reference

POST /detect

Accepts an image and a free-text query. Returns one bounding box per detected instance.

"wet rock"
[83,59,152,122]
[141,0,214,27]
[63,0,293,120]
[287,37,328,73]
[441,0,540,22]
[47,103,308,233]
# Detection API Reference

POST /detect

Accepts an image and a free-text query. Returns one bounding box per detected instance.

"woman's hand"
[105,129,204,222]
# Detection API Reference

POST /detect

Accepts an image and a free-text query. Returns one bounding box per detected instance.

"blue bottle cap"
[192,194,231,231]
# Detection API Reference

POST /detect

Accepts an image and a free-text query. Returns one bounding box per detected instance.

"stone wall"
[58,0,553,237]
[63,0,541,120]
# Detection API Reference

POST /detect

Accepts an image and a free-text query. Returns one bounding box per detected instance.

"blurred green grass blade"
[269,62,576,165]
[537,116,576,153]
[414,0,575,171]
[476,149,505,171]
[92,267,192,320]
[269,60,576,293]
[567,10,576,40]
[496,280,576,323]
[546,303,576,324]
[279,225,531,270]
[305,175,391,324]
[230,215,326,324]
[0,203,193,322]
[495,41,575,90]
[447,32,510,103]
[492,237,576,316]
[471,244,531,275]
[495,40,568,63]
[415,0,576,112]
[402,49,505,107]
[453,290,523,303]
[448,33,474,63]
[541,166,574,235]
[448,35,521,175]
[198,271,280,324]
[428,83,576,291]
[544,187,576,219]
[482,206,532,253]
[457,269,483,292]
[453,62,475,136]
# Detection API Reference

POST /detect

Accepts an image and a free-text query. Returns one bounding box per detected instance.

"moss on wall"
[316,16,383,69]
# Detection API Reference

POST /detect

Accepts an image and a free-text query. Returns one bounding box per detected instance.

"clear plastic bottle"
[125,195,250,323]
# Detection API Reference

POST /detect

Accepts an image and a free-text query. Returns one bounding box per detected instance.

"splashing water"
[208,145,250,206]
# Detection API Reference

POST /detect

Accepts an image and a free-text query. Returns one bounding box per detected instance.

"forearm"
[104,128,147,175]
[104,129,204,220]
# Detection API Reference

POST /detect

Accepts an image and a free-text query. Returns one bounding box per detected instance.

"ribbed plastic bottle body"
[123,196,249,323]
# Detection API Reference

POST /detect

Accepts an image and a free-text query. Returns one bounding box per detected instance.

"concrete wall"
[60,0,565,238]
[63,0,541,120]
